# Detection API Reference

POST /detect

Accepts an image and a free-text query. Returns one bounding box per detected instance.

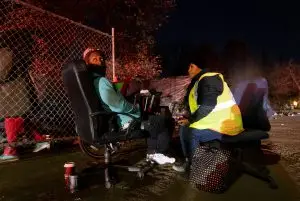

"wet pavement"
[1,117,300,201]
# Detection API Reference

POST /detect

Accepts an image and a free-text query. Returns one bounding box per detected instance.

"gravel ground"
[269,115,300,191]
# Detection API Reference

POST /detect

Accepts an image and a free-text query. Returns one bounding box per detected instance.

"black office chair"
[62,60,152,189]
[220,129,278,189]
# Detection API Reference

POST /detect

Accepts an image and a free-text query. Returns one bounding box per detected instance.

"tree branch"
[288,60,300,92]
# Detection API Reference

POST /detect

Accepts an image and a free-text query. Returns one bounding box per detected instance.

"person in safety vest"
[172,52,244,172]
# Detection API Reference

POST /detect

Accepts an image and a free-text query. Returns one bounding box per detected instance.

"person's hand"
[178,118,189,126]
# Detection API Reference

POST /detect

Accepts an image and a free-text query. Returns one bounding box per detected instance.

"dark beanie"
[186,48,209,70]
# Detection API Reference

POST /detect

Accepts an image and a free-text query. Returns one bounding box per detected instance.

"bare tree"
[288,60,300,92]
[268,61,300,105]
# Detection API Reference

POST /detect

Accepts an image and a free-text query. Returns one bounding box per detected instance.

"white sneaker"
[33,142,50,153]
[146,153,176,165]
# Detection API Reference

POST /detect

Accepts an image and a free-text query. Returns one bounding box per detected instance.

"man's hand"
[178,118,189,126]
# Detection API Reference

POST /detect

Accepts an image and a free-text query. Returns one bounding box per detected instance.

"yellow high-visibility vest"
[188,72,244,135]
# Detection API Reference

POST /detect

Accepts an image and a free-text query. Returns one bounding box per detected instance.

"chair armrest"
[90,111,139,120]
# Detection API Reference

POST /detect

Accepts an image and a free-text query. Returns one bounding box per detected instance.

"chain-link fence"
[0,0,112,148]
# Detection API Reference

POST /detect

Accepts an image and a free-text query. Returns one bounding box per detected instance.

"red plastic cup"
[64,162,75,188]
[64,162,75,175]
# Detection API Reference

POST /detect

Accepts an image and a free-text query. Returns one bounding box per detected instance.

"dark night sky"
[158,0,300,64]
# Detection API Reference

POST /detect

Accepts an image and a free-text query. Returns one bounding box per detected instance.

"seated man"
[172,51,244,172]
[82,48,175,165]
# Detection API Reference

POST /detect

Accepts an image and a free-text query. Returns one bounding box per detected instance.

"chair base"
[227,141,278,189]
[242,162,278,189]
[103,144,156,189]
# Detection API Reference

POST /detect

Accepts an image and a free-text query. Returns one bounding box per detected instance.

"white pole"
[112,27,117,82]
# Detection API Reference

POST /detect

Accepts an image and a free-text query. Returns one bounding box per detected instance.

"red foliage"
[3,0,175,80]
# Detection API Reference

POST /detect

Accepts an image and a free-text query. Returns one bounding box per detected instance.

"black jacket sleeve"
[188,75,223,123]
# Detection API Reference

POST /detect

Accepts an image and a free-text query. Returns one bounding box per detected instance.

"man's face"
[87,52,104,66]
[188,63,201,78]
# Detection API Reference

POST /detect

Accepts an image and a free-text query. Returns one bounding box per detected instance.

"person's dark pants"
[179,126,222,160]
[144,115,174,154]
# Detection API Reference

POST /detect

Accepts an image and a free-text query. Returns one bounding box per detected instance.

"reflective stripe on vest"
[188,72,244,136]
[211,99,236,112]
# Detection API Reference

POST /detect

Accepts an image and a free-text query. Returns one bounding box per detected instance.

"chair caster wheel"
[137,172,144,179]
[268,177,278,189]
[105,181,112,189]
